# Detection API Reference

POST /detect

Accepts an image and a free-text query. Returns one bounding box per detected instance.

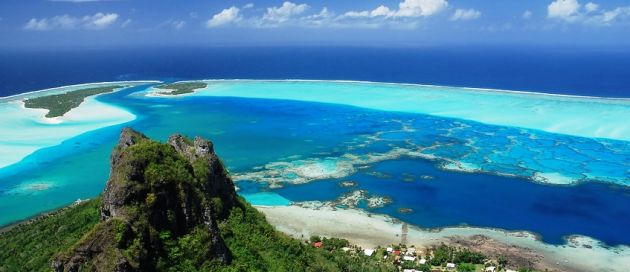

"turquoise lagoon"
[1,80,630,247]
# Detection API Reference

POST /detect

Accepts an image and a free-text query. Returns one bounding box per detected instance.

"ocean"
[1,46,630,98]
[1,47,630,248]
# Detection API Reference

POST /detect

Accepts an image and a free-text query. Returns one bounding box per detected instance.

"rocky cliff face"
[53,128,238,271]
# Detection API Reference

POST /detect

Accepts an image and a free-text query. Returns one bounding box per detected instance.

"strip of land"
[153,82,207,95]
[257,205,630,272]
[23,85,125,118]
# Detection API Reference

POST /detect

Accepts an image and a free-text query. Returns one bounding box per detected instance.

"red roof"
[393,250,401,255]
[313,242,323,248]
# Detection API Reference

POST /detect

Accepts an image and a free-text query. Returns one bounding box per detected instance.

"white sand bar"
[0,81,156,169]
[179,80,630,142]
[258,206,630,272]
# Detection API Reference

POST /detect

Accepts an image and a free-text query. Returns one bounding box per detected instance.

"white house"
[407,247,416,255]
[403,256,416,262]
[386,247,393,252]
[446,263,456,270]
[485,266,496,272]
[419,258,427,264]
[363,249,375,256]
[506,270,517,272]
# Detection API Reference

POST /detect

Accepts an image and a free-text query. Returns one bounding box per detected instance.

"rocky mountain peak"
[53,128,237,271]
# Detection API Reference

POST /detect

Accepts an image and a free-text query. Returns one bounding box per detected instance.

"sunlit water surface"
[0,82,629,247]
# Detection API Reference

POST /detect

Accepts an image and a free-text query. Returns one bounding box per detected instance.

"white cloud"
[396,0,448,17]
[523,10,533,19]
[343,11,370,18]
[121,19,131,28]
[243,3,255,9]
[343,0,448,20]
[595,6,630,24]
[169,19,186,30]
[199,0,450,29]
[585,2,599,13]
[25,16,74,30]
[300,7,332,26]
[548,0,581,21]
[206,6,242,28]
[262,1,309,23]
[371,5,393,17]
[547,0,630,25]
[450,8,481,21]
[24,12,119,30]
[86,13,118,29]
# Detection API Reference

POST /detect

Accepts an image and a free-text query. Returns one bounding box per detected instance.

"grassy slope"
[0,199,101,271]
[217,199,395,272]
[0,197,396,272]
[23,86,123,118]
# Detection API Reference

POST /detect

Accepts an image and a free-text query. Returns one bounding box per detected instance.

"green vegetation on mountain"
[0,199,100,271]
[0,128,397,272]
[154,82,207,95]
[23,85,124,118]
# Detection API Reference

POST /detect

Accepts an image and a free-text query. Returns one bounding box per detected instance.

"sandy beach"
[257,205,630,272]
[0,91,136,169]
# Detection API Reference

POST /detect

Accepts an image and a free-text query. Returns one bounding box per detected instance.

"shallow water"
[1,81,629,248]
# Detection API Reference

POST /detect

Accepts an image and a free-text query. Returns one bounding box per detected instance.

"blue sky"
[1,0,630,48]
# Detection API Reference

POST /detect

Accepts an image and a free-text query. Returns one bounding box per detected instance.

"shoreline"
[143,86,206,98]
[4,195,628,272]
[0,92,137,168]
[4,79,630,102]
[0,80,161,102]
[0,198,89,234]
[256,205,630,272]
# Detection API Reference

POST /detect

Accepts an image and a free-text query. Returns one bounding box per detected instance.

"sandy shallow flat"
[257,205,630,272]
[0,96,135,169]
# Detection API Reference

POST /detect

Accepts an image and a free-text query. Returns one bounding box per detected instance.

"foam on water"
[167,80,630,141]
[532,172,577,185]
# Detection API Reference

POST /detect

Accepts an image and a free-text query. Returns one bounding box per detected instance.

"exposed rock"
[53,128,239,271]
[398,207,414,214]
[338,181,358,187]
[101,128,148,221]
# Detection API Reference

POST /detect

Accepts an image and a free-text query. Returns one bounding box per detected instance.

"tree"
[458,263,475,272]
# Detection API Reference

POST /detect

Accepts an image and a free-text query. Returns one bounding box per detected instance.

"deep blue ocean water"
[1,47,630,247]
[1,46,630,98]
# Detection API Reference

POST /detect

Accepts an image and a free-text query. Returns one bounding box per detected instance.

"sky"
[1,0,630,49]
